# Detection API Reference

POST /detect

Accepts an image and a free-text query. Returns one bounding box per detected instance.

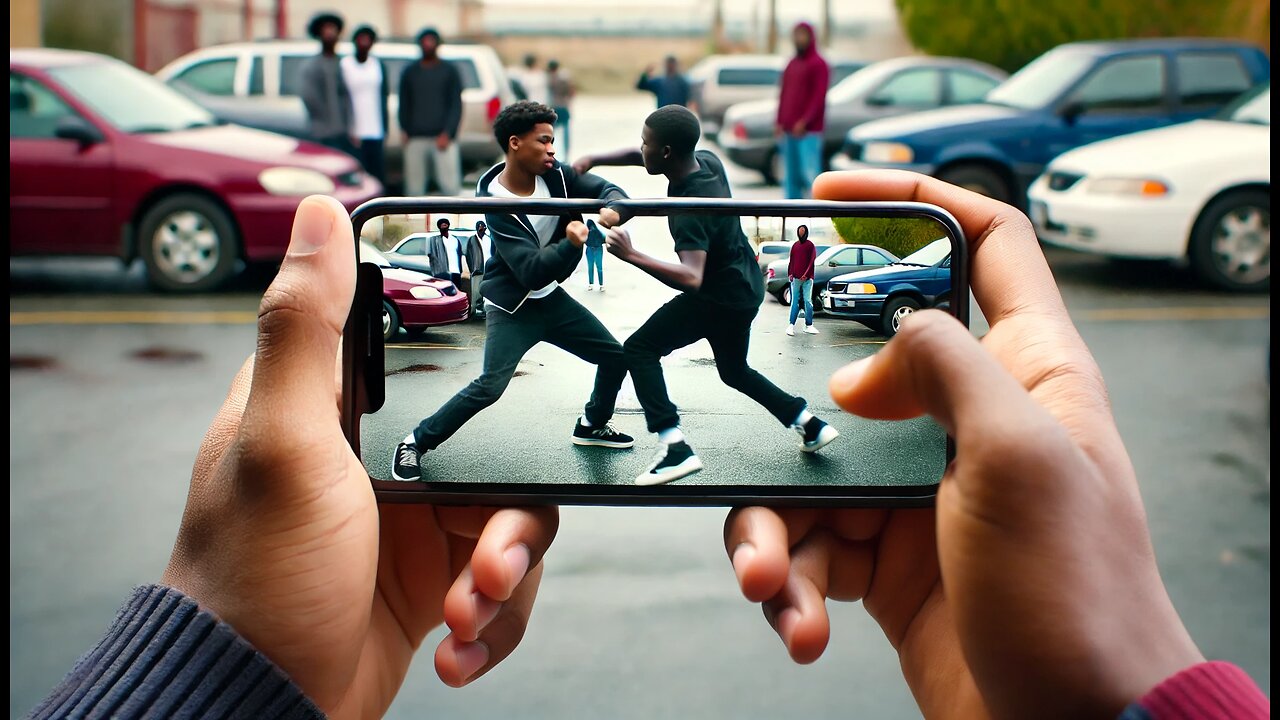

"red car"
[9,49,382,291]
[361,242,469,340]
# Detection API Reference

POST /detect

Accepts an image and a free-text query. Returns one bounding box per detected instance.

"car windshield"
[49,61,216,133]
[1218,85,1270,125]
[827,64,896,103]
[895,238,950,266]
[815,245,849,264]
[985,48,1095,110]
[360,242,391,268]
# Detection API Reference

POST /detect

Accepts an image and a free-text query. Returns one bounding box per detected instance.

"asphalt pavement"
[9,94,1271,718]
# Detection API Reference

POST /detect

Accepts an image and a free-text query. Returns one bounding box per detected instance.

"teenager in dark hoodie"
[575,106,840,485]
[776,21,829,200]
[391,101,634,481]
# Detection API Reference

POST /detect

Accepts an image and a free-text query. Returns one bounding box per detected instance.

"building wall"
[11,0,42,48]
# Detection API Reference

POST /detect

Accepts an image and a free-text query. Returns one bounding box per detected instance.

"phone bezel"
[343,197,967,507]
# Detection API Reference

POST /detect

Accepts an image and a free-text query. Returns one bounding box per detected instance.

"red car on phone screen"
[361,241,470,341]
[9,48,381,292]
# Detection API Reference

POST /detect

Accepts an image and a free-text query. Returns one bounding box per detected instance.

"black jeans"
[624,294,806,434]
[413,288,627,450]
[357,138,386,184]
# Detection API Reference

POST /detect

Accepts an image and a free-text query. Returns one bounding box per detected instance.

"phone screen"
[344,199,965,504]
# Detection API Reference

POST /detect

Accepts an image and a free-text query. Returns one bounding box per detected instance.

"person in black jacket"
[400,28,463,196]
[340,24,390,183]
[391,101,635,481]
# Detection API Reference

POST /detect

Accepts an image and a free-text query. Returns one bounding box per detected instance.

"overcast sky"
[479,0,899,23]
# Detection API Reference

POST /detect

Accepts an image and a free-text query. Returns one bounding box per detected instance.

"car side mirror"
[828,260,840,267]
[54,116,104,146]
[1060,100,1085,125]
[865,94,892,107]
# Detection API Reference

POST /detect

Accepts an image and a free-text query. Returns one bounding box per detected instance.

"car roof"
[1057,37,1262,54]
[10,48,111,69]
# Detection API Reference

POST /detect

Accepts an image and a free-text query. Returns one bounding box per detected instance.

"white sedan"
[1028,84,1269,291]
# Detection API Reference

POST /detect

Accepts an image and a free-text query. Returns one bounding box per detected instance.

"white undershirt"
[488,175,559,299]
[444,234,463,274]
[340,56,384,140]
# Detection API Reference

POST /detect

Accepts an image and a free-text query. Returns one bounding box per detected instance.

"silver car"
[156,40,517,186]
[717,57,1006,183]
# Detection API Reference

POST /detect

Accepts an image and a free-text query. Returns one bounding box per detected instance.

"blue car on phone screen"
[819,238,952,337]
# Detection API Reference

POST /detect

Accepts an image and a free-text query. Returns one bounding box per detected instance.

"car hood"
[832,262,939,283]
[851,103,1026,141]
[381,266,454,289]
[1046,119,1269,174]
[146,124,358,174]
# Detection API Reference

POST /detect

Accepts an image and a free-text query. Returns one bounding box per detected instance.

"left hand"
[161,196,558,718]
[792,121,807,137]
[597,207,622,228]
[436,133,451,151]
[604,227,636,259]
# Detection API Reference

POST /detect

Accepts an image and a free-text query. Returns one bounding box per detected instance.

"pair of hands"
[400,132,452,151]
[564,208,636,259]
[161,172,1201,719]
[775,121,808,139]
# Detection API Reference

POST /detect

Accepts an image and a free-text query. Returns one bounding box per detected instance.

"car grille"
[1047,171,1084,192]
[828,282,847,294]
[842,140,862,161]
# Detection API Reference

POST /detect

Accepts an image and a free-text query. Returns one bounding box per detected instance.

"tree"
[832,217,943,260]
[894,0,1270,73]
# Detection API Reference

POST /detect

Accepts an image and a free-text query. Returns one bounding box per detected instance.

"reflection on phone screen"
[357,210,955,489]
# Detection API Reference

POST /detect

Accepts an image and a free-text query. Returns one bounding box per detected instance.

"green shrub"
[832,217,943,259]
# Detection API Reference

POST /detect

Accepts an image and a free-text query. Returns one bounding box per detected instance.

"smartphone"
[343,198,967,507]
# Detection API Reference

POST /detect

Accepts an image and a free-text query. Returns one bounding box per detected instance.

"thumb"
[245,195,355,432]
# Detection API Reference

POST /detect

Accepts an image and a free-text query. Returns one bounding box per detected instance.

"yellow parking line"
[387,343,472,350]
[9,310,259,325]
[1079,306,1270,322]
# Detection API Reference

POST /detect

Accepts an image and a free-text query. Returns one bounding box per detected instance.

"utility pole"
[822,0,832,48]
[766,0,778,53]
[711,0,725,53]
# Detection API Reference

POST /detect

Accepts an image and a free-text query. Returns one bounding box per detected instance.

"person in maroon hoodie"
[776,22,829,199]
[785,224,818,336]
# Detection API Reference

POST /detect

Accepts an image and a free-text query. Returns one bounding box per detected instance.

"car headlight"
[258,167,337,196]
[862,142,914,164]
[847,283,879,294]
[409,285,443,300]
[1085,177,1169,196]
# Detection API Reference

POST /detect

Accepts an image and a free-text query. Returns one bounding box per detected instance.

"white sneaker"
[587,285,595,291]
[599,285,605,293]
[785,325,795,336]
[803,325,819,335]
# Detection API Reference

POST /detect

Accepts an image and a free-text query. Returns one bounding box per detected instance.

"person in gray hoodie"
[298,12,354,155]
[390,101,636,482]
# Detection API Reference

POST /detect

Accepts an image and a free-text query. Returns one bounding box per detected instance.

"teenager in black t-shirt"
[576,105,840,485]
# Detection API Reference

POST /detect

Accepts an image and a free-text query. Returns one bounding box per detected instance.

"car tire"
[763,150,782,186]
[383,299,402,342]
[937,164,1012,205]
[139,193,240,292]
[880,296,922,338]
[778,285,791,305]
[1188,190,1270,292]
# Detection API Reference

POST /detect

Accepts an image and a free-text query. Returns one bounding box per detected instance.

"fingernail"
[472,591,502,636]
[453,641,489,681]
[287,197,335,257]
[831,357,872,391]
[731,543,756,581]
[504,544,531,594]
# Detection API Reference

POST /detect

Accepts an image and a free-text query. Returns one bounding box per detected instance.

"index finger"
[812,170,1067,328]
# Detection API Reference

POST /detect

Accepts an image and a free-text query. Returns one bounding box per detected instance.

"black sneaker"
[391,442,423,481]
[572,421,635,449]
[636,441,704,486]
[794,417,839,453]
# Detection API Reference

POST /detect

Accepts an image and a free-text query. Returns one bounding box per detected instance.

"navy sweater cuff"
[28,585,325,719]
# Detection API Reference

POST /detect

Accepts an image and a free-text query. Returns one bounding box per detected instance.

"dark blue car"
[819,238,951,337]
[832,39,1270,207]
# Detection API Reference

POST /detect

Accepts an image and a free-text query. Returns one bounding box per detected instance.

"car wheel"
[763,150,782,186]
[1189,190,1270,292]
[383,299,402,342]
[778,285,791,305]
[880,296,922,338]
[139,194,239,292]
[937,164,1012,205]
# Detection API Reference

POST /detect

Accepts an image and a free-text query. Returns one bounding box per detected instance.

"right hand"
[565,220,589,248]
[723,170,1204,718]
[436,133,451,151]
[572,156,594,175]
[597,207,622,229]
